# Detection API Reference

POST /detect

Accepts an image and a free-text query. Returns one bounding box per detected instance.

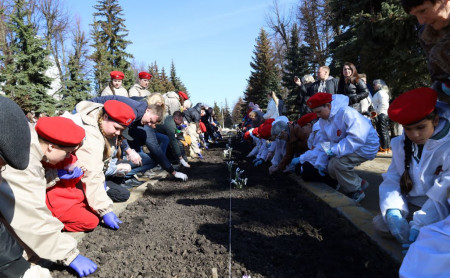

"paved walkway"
[295,152,404,263]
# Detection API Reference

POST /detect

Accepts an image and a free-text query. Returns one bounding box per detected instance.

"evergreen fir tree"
[160,67,175,93]
[90,0,134,94]
[0,0,55,114]
[148,62,164,93]
[58,23,91,111]
[223,99,233,128]
[244,28,280,109]
[282,24,312,120]
[231,97,245,125]
[170,60,188,95]
[328,0,428,96]
[213,102,223,127]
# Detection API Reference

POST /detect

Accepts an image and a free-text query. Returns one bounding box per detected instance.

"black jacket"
[337,78,370,112]
[300,77,339,96]
[184,103,202,123]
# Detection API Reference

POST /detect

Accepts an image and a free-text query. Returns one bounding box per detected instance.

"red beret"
[388,87,438,125]
[307,93,332,109]
[297,113,318,127]
[138,72,152,80]
[243,131,251,140]
[36,117,85,147]
[110,71,124,80]
[259,119,275,139]
[178,91,188,100]
[252,127,259,136]
[104,100,136,126]
[199,122,207,132]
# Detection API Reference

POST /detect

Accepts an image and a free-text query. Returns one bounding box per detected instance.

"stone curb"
[294,177,404,263]
[67,171,168,243]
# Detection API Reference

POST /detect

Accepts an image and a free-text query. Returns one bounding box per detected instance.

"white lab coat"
[379,106,450,230]
[314,94,379,169]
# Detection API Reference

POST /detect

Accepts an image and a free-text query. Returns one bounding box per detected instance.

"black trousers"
[299,162,338,188]
[376,113,390,149]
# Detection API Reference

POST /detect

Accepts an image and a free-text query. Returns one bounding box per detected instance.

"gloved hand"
[57,167,83,180]
[317,166,326,177]
[180,158,190,168]
[326,149,335,157]
[198,143,201,147]
[198,153,204,159]
[254,159,263,166]
[102,212,122,230]
[116,163,131,176]
[402,228,420,254]
[69,255,97,277]
[181,124,187,129]
[174,171,188,181]
[252,157,260,163]
[127,149,142,166]
[290,157,301,166]
[386,209,410,244]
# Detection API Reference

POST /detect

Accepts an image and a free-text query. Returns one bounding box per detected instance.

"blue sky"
[70,0,298,108]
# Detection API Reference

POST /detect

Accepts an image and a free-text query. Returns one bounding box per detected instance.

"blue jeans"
[155,131,169,154]
[125,151,158,179]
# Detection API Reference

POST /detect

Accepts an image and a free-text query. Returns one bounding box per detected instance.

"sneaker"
[347,180,369,203]
[124,177,145,187]
[347,190,365,203]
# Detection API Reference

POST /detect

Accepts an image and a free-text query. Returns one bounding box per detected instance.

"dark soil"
[50,139,399,278]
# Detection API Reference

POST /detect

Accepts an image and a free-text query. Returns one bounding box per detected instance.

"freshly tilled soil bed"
[49,139,399,278]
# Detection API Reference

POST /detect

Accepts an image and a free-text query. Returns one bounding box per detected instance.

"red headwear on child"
[110,71,124,80]
[388,88,437,125]
[307,93,332,109]
[297,113,318,127]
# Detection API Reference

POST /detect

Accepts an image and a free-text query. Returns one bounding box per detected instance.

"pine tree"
[148,61,164,93]
[282,24,311,120]
[213,102,223,127]
[170,60,188,95]
[231,97,245,125]
[244,28,280,110]
[60,23,92,111]
[90,0,134,94]
[0,0,55,114]
[328,0,428,96]
[222,99,233,128]
[160,67,175,93]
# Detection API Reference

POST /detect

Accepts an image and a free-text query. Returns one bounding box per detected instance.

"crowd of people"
[239,0,449,277]
[0,68,225,277]
[0,0,448,277]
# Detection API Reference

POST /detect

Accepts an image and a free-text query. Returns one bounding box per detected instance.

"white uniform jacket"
[299,121,322,165]
[372,89,390,115]
[315,94,379,169]
[101,86,129,97]
[75,101,115,216]
[263,99,279,120]
[379,106,450,230]
[0,125,79,265]
[129,83,150,97]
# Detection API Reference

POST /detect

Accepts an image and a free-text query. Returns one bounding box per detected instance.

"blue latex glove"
[326,149,335,157]
[386,209,410,244]
[254,159,263,166]
[181,124,187,129]
[57,167,83,180]
[317,166,326,177]
[402,228,420,254]
[69,255,97,277]
[290,157,301,166]
[198,153,204,159]
[252,157,260,163]
[102,212,122,229]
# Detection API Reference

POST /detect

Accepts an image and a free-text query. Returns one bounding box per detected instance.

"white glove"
[22,265,52,278]
[174,171,188,181]
[180,158,190,168]
[127,149,142,166]
[116,163,131,176]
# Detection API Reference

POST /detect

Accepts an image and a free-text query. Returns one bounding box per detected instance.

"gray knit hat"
[0,96,31,170]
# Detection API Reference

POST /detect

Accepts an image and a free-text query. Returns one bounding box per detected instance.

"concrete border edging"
[295,178,404,263]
